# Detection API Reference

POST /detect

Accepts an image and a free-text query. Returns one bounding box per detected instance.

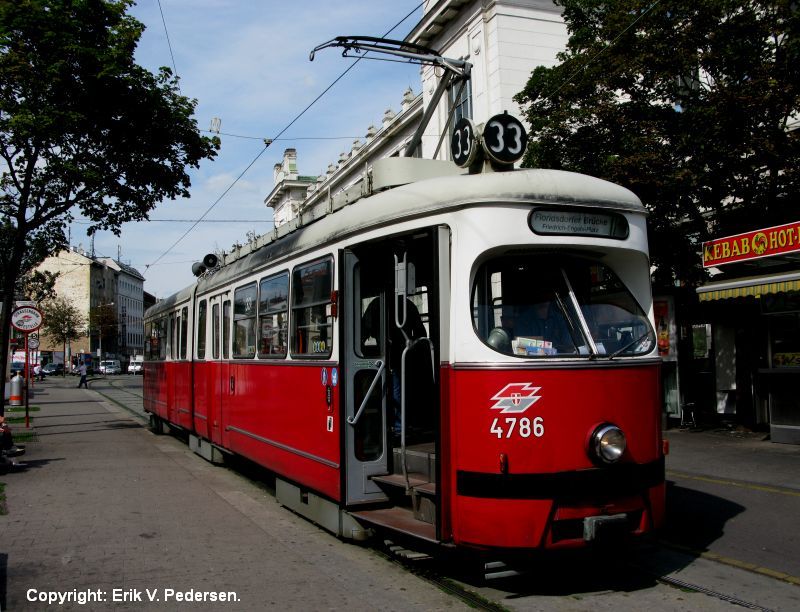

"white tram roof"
[146,159,644,318]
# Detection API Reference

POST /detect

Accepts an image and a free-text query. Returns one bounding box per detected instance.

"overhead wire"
[144,2,424,272]
[156,0,179,81]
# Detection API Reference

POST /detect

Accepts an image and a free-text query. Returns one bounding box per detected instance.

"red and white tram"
[144,155,666,554]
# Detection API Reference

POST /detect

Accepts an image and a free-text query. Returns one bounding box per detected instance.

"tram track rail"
[653,574,774,612]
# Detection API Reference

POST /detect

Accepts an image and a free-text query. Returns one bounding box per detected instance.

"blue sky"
[76,1,423,298]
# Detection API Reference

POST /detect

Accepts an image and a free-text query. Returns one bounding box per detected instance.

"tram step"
[350,507,437,544]
[392,443,436,480]
[371,472,436,495]
[370,473,436,524]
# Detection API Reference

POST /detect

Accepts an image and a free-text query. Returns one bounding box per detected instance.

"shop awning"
[697,271,800,302]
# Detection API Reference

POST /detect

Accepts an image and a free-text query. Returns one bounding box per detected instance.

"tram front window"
[472,254,654,358]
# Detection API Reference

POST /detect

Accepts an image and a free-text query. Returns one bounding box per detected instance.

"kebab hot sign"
[703,221,800,267]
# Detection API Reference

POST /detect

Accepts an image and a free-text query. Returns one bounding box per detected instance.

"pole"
[24,331,30,427]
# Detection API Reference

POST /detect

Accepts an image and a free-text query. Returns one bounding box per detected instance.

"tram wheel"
[149,415,165,435]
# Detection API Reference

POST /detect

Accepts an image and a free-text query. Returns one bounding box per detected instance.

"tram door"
[342,230,441,507]
[342,248,390,504]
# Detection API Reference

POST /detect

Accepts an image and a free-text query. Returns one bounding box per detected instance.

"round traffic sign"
[481,112,528,165]
[11,306,43,332]
[28,337,40,350]
[451,117,478,168]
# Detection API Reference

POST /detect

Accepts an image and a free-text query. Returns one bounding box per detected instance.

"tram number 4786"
[490,416,544,439]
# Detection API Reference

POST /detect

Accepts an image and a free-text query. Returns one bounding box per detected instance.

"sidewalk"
[0,376,469,611]
[664,425,800,491]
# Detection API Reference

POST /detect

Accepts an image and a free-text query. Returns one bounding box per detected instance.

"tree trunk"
[1,229,27,416]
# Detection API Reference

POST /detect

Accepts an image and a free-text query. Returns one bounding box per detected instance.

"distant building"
[37,246,145,366]
[98,257,145,363]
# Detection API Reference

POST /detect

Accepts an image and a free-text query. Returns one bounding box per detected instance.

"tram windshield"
[472,254,655,358]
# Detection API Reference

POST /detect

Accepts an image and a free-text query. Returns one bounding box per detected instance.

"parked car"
[127,361,143,375]
[98,360,122,375]
[42,363,65,375]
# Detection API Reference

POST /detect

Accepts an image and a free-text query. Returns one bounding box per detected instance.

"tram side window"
[180,306,188,360]
[233,283,257,359]
[223,300,231,359]
[145,318,167,361]
[291,258,333,358]
[259,273,289,358]
[169,313,177,360]
[212,303,220,359]
[197,300,207,359]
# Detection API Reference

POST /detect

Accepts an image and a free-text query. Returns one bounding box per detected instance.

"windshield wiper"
[609,331,653,360]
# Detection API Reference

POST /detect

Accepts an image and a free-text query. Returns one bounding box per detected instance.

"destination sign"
[529,209,629,239]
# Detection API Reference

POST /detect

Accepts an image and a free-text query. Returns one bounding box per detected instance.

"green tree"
[515,0,800,288]
[0,0,219,387]
[41,296,85,376]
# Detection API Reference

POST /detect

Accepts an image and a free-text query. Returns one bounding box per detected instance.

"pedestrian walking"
[77,361,88,389]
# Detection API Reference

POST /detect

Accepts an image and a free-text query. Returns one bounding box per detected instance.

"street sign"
[11,306,43,332]
[28,337,40,350]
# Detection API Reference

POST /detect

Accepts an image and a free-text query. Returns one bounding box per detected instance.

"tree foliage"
[0,0,219,382]
[42,296,85,373]
[515,0,800,288]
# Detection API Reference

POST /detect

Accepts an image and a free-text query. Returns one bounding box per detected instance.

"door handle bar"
[347,360,385,426]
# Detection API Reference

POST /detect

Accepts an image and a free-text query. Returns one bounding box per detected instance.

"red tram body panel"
[446,364,663,549]
[143,161,666,556]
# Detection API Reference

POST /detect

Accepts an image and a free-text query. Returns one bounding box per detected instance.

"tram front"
[445,179,666,551]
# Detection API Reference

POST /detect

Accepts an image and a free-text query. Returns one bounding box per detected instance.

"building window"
[291,258,333,357]
[233,283,257,358]
[259,272,289,358]
[448,76,472,149]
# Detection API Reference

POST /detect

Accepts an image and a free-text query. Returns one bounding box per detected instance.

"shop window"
[233,283,257,358]
[770,313,800,367]
[259,273,289,358]
[292,258,333,357]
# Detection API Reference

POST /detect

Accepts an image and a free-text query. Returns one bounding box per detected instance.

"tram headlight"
[590,424,626,464]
